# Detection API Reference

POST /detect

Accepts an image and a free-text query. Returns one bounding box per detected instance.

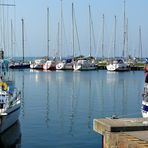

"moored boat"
[56,58,74,70]
[73,58,97,71]
[43,60,56,70]
[144,64,148,72]
[142,73,148,117]
[0,78,21,133]
[142,97,148,118]
[9,61,30,69]
[30,58,46,70]
[106,58,130,71]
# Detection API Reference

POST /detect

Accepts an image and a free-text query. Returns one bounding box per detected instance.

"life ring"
[0,82,8,91]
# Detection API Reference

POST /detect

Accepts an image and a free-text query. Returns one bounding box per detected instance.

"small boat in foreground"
[142,73,148,117]
[142,97,148,118]
[0,77,21,133]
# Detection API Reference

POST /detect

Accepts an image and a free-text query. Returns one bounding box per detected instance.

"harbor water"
[1,70,144,147]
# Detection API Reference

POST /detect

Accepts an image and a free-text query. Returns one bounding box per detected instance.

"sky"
[0,0,148,58]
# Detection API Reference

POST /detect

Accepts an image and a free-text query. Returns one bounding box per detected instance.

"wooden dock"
[93,118,148,148]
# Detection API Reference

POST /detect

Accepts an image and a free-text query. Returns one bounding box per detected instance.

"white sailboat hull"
[56,62,73,70]
[106,61,130,71]
[74,64,96,71]
[142,100,148,118]
[106,65,129,71]
[74,59,96,71]
[43,60,56,70]
[0,102,21,133]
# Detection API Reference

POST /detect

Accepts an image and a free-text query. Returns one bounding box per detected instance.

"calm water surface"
[1,70,145,147]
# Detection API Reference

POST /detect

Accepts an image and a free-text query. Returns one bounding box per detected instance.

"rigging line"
[60,0,68,57]
[13,0,16,57]
[2,0,6,52]
[73,4,81,55]
[62,12,68,56]
[0,0,3,48]
[90,12,97,55]
[96,16,100,57]
[6,0,10,57]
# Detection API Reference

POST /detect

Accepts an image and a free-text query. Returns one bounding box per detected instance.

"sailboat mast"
[47,7,49,58]
[113,16,116,58]
[126,18,128,57]
[102,14,104,58]
[72,3,75,58]
[73,3,81,55]
[0,3,15,55]
[89,5,92,57]
[122,0,126,58]
[2,4,6,53]
[11,19,13,58]
[60,0,63,59]
[57,22,60,58]
[139,26,142,59]
[21,18,24,62]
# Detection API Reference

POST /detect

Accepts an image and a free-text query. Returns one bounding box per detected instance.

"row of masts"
[0,1,143,61]
[45,0,143,60]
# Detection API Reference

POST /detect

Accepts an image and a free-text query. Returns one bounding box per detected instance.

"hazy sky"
[1,0,148,58]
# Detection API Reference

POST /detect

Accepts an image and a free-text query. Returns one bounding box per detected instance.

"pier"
[93,118,148,148]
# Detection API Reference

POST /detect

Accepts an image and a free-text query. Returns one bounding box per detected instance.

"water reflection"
[87,78,93,133]
[69,74,78,136]
[12,70,142,147]
[21,70,25,117]
[106,71,142,117]
[0,121,21,148]
[45,73,50,127]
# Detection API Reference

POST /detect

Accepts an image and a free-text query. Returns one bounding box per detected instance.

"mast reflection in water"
[12,70,143,147]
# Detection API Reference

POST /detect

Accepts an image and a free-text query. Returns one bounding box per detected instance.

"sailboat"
[43,8,56,70]
[73,5,97,71]
[142,73,148,118]
[106,1,130,72]
[56,2,75,70]
[0,62,21,133]
[9,19,30,69]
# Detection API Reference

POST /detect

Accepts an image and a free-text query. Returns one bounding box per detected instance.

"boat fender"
[0,82,8,91]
